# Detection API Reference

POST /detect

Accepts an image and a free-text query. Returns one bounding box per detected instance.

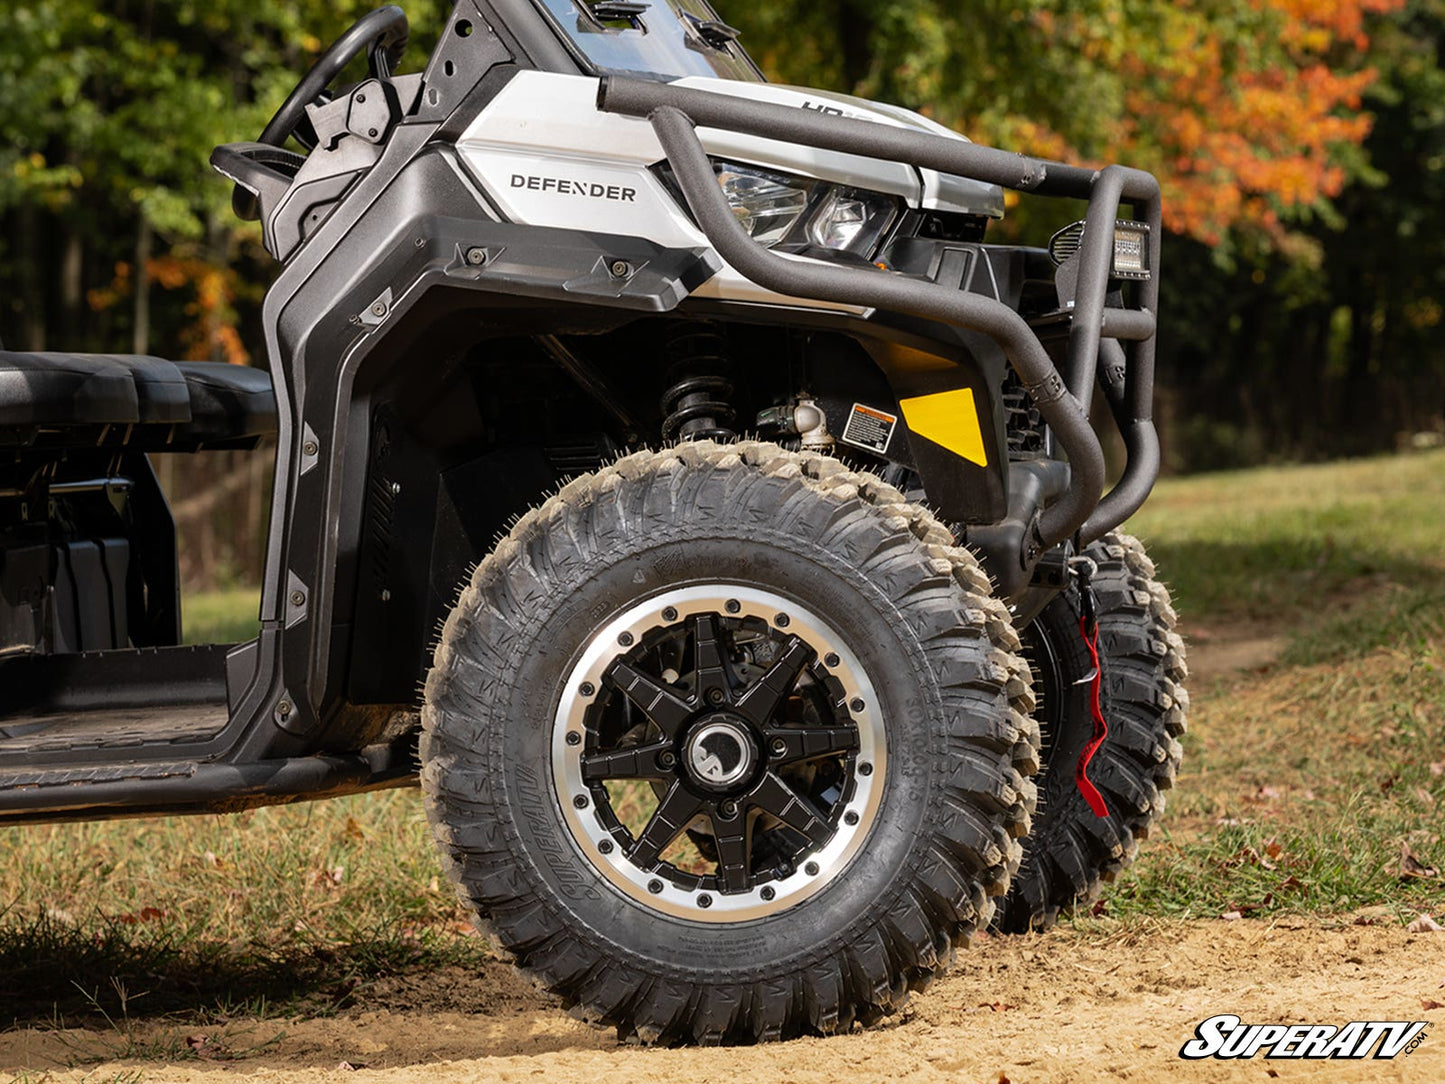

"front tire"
[421,441,1038,1043]
[996,532,1188,932]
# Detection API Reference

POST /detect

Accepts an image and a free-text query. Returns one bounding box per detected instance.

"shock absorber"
[659,325,737,442]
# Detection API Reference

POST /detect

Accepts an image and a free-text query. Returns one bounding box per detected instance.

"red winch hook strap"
[1071,556,1111,819]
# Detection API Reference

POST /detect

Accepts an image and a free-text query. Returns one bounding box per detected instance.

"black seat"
[0,352,141,427]
[174,362,279,445]
[0,351,277,449]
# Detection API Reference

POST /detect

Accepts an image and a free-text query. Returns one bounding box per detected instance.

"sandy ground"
[3,919,1443,1083]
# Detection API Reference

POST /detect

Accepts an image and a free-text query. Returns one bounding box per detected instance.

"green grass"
[3,449,1444,1045]
[182,588,261,645]
[1107,447,1445,922]
[0,792,485,1032]
[1127,449,1445,661]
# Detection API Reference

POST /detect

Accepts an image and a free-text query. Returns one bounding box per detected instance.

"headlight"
[1110,222,1150,279]
[715,164,810,246]
[1048,219,1152,281]
[681,161,900,261]
[806,186,898,255]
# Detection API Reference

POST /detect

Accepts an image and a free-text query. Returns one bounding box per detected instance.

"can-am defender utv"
[0,2,1187,1043]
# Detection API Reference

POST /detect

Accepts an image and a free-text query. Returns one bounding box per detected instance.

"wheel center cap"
[684,715,756,790]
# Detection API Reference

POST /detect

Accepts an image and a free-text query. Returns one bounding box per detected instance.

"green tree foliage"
[0,1,1438,465]
[0,0,444,355]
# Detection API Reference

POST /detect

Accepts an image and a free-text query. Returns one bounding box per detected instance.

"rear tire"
[995,532,1188,932]
[421,441,1038,1043]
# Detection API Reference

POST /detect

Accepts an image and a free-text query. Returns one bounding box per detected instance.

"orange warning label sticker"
[841,403,898,454]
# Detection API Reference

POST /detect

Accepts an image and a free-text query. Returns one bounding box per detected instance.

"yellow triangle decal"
[898,388,989,467]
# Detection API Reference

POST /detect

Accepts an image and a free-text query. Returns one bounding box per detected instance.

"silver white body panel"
[456,70,1004,313]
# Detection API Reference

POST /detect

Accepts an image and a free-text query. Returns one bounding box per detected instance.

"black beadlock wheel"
[420,441,1039,1043]
[995,532,1189,933]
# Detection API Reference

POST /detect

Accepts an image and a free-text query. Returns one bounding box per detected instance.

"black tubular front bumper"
[597,76,1163,552]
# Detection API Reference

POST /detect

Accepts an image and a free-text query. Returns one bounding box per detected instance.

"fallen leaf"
[1417,788,1437,808]
[310,866,346,889]
[1408,914,1443,933]
[979,1002,1018,1012]
[1221,911,1244,921]
[338,1062,365,1072]
[341,816,366,842]
[1431,762,1445,777]
[186,1035,230,1061]
[1400,845,1439,881]
[996,1074,1012,1084]
[1422,999,1444,1011]
[1091,899,1109,917]
[1380,773,1399,794]
[139,906,166,922]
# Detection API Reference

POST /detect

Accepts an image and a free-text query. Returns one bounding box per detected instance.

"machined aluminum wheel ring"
[552,584,887,923]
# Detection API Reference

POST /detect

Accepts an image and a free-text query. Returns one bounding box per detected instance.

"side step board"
[0,741,417,825]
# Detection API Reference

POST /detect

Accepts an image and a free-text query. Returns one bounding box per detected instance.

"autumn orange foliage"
[1016,0,1402,245]
[89,257,250,365]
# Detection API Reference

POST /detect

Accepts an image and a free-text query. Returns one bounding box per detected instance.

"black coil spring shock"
[659,326,737,442]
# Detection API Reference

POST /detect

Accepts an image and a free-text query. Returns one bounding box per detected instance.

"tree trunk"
[133,217,152,356]
[836,0,874,92]
[60,228,83,340]
[18,206,46,351]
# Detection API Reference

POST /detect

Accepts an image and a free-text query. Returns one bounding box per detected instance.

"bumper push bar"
[597,76,1163,556]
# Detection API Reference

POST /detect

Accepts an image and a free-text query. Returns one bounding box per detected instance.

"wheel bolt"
[760,886,776,901]
[824,653,840,668]
[566,731,581,746]
[618,631,634,647]
[719,800,738,817]
[580,681,596,697]
[774,613,790,628]
[662,606,678,622]
[844,810,859,826]
[598,839,614,855]
[725,599,741,614]
[659,751,676,769]
[858,761,873,776]
[648,879,664,894]
[706,688,725,705]
[850,698,866,713]
[697,893,713,909]
[770,738,787,757]
[804,861,819,877]
[573,794,589,809]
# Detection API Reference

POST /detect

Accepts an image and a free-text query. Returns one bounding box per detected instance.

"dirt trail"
[4,920,1443,1083]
